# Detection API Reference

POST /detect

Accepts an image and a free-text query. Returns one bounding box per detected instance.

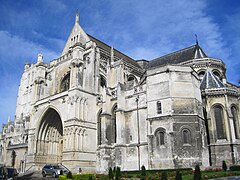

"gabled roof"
[88,34,141,68]
[200,70,224,90]
[148,44,207,69]
[61,12,90,56]
[61,11,141,69]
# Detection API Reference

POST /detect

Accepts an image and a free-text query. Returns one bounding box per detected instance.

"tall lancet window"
[231,106,239,139]
[214,105,226,139]
[112,105,117,144]
[97,109,102,145]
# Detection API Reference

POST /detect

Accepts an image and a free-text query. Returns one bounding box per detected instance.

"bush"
[77,173,94,180]
[141,165,147,180]
[96,174,108,180]
[108,167,114,179]
[161,171,167,180]
[229,165,240,171]
[60,173,95,180]
[66,171,73,179]
[193,164,201,180]
[115,166,121,180]
[58,175,66,180]
[175,170,182,180]
[222,161,227,171]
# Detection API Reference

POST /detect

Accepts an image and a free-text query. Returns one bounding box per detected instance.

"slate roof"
[88,34,141,68]
[148,44,207,69]
[200,70,225,90]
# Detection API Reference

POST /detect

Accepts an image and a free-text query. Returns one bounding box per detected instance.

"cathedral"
[0,12,239,173]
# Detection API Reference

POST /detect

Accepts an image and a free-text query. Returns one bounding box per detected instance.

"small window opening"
[157,101,162,114]
[182,129,191,144]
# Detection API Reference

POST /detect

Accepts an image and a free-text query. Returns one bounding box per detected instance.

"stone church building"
[0,12,239,173]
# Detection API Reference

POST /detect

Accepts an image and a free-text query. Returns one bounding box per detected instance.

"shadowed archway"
[36,108,63,164]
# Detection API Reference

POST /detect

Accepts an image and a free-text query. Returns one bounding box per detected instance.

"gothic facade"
[0,12,239,173]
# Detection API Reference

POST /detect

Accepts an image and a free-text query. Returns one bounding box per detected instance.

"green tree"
[193,164,201,180]
[66,171,73,179]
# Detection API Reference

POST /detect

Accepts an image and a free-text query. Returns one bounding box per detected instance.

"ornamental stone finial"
[75,9,79,24]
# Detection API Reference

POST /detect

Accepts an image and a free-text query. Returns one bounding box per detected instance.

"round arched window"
[213,70,222,80]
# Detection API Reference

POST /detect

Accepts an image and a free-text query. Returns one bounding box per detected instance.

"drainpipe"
[136,95,141,170]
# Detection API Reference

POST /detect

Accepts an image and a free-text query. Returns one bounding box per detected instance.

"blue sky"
[0,0,239,127]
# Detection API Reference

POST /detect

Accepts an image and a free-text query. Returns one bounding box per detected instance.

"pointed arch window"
[60,72,70,92]
[231,106,239,139]
[214,105,226,139]
[182,129,191,144]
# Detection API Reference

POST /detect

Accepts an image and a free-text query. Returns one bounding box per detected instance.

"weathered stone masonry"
[0,12,239,173]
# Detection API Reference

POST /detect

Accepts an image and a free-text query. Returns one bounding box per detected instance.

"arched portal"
[36,108,63,164]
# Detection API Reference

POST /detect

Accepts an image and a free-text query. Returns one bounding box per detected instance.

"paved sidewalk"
[16,171,55,180]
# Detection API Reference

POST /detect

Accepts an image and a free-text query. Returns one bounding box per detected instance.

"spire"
[195,34,198,45]
[75,9,79,24]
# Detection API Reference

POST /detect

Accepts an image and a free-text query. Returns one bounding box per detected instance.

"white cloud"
[86,0,237,83]
[0,30,59,126]
[0,31,58,64]
[87,0,229,61]
[42,0,67,14]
